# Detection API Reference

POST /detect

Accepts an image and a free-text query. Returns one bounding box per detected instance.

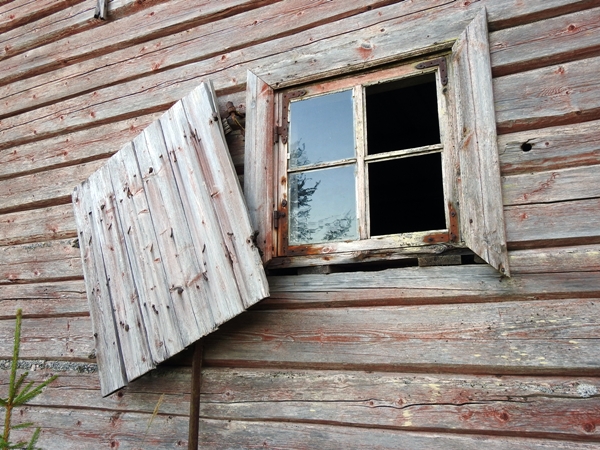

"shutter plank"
[86,167,154,382]
[72,181,126,396]
[72,80,269,394]
[452,8,510,276]
[244,71,275,264]
[159,101,243,325]
[107,145,184,364]
[133,122,209,345]
[181,82,269,308]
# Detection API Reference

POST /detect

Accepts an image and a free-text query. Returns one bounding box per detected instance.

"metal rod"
[188,341,203,450]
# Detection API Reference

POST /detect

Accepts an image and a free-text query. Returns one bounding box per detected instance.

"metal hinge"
[275,89,307,144]
[415,57,448,86]
[273,210,286,229]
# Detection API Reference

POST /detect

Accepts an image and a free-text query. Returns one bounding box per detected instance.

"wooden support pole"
[188,341,203,450]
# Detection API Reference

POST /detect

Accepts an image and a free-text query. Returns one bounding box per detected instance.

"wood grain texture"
[265,265,600,307]
[0,0,409,120]
[198,368,600,440]
[505,198,600,247]
[490,6,600,77]
[196,418,600,449]
[5,366,600,440]
[0,0,261,87]
[0,113,158,180]
[0,0,84,36]
[0,160,105,214]
[509,244,600,274]
[244,71,275,263]
[205,298,600,375]
[451,8,509,275]
[0,280,87,318]
[0,239,83,284]
[498,118,600,176]
[72,82,268,394]
[0,0,593,153]
[0,203,76,246]
[502,164,600,206]
[495,55,600,134]
[0,0,166,61]
[10,406,189,450]
[72,178,128,394]
[0,316,94,360]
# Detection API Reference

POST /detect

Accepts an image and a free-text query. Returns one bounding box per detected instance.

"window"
[276,61,457,257]
[244,8,510,275]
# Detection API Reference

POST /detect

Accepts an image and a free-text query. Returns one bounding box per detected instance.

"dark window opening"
[366,73,440,154]
[368,153,446,236]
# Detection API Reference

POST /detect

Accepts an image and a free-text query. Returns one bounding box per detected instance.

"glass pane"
[368,152,446,236]
[289,165,358,245]
[289,90,355,167]
[366,73,440,154]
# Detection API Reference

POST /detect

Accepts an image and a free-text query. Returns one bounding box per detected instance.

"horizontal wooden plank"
[0,279,88,321]
[196,418,600,449]
[0,315,93,360]
[10,406,189,450]
[0,0,587,150]
[509,244,600,274]
[8,365,600,440]
[0,113,158,180]
[0,0,421,120]
[0,203,76,246]
[490,6,600,77]
[502,164,600,206]
[0,0,266,87]
[265,265,600,307]
[0,366,191,415]
[498,118,600,176]
[0,0,168,60]
[0,239,83,284]
[495,55,600,134]
[0,279,86,302]
[199,368,600,439]
[505,198,600,246]
[0,159,105,214]
[206,298,600,374]
[0,0,85,36]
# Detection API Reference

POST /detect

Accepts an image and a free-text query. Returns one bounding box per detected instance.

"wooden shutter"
[244,71,276,263]
[451,8,510,276]
[72,81,269,396]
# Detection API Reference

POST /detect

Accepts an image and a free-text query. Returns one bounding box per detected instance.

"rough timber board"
[72,81,268,395]
[452,9,509,276]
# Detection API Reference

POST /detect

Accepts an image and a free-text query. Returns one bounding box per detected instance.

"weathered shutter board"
[244,71,275,264]
[452,8,510,276]
[72,81,269,396]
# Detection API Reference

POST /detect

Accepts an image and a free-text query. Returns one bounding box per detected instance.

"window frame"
[275,60,458,257]
[244,8,510,276]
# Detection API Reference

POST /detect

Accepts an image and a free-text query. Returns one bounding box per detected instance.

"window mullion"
[353,85,368,240]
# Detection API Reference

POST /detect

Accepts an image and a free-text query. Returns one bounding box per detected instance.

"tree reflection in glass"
[288,90,357,245]
[289,165,357,245]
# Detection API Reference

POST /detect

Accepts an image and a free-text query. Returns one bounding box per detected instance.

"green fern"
[1,309,58,450]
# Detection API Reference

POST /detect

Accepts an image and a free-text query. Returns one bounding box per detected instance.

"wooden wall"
[1,0,600,448]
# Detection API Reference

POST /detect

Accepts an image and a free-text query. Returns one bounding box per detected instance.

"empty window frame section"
[279,61,453,256]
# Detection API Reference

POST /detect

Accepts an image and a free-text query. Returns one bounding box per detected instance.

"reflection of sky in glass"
[289,165,357,245]
[289,90,355,167]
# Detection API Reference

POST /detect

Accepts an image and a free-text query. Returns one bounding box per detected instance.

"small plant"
[1,309,57,450]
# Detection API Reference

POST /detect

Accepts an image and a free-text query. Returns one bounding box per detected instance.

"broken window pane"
[368,152,446,236]
[366,73,440,154]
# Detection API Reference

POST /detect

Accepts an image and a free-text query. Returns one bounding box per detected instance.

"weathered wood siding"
[1,0,599,448]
